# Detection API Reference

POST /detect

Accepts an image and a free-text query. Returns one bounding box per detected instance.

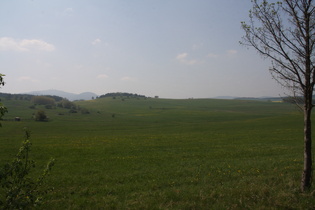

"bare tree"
[241,0,315,191]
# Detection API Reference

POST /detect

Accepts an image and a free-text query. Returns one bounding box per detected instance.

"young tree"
[0,129,54,209]
[0,74,8,126]
[241,0,315,191]
[0,76,54,207]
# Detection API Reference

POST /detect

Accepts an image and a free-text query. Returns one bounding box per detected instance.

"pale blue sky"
[0,0,284,98]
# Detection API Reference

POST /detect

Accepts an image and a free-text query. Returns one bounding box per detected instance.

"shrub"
[0,105,7,127]
[80,108,90,114]
[69,109,77,113]
[45,104,54,109]
[0,129,54,209]
[59,99,76,110]
[29,105,36,109]
[34,110,48,121]
[0,74,7,126]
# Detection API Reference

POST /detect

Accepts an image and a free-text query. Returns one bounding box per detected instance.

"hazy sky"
[0,0,285,98]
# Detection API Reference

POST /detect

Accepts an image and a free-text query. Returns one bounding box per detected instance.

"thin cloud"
[227,49,238,55]
[121,76,136,81]
[206,50,237,59]
[17,76,38,83]
[207,53,219,58]
[92,38,101,45]
[63,8,74,16]
[192,43,203,51]
[20,39,55,52]
[0,37,55,52]
[176,53,197,65]
[97,74,109,79]
[176,53,188,60]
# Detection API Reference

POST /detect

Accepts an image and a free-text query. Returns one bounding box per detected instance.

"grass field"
[1,97,314,209]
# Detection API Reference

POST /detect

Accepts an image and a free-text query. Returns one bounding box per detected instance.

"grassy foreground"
[0,97,314,209]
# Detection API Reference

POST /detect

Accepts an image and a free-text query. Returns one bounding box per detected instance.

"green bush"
[0,74,8,126]
[69,109,77,113]
[35,110,48,121]
[0,129,54,209]
[59,99,76,109]
[29,105,36,109]
[45,104,54,109]
[80,107,90,114]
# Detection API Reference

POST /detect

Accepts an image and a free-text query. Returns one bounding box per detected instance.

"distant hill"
[234,96,283,101]
[213,96,283,101]
[27,90,98,101]
[213,96,237,99]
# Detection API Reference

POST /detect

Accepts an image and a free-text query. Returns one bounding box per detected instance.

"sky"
[0,0,285,99]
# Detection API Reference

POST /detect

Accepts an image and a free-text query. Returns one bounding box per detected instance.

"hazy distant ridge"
[213,96,283,101]
[27,90,98,101]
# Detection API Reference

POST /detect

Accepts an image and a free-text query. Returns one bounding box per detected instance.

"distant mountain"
[26,90,98,101]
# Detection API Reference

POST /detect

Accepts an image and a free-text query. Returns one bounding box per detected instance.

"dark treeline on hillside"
[31,96,89,113]
[0,93,90,114]
[32,95,64,102]
[99,92,146,99]
[0,93,64,102]
[0,93,34,101]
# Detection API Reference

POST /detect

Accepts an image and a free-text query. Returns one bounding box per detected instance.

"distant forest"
[0,92,150,103]
[99,92,147,99]
[0,93,90,115]
[0,93,63,102]
[0,92,311,103]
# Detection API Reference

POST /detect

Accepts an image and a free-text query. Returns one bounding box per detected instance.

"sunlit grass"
[0,97,314,209]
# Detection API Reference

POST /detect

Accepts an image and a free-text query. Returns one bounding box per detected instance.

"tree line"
[0,93,64,102]
[31,96,90,115]
[99,92,146,99]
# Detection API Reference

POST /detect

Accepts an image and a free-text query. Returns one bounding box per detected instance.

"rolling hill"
[0,96,310,209]
[27,89,98,101]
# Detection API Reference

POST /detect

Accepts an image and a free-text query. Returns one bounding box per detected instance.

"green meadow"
[1,97,314,209]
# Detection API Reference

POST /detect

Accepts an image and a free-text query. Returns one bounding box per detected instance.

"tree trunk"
[301,13,313,190]
[301,106,313,191]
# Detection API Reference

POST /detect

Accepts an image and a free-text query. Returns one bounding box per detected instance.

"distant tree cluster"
[31,97,76,110]
[41,95,63,102]
[0,93,64,102]
[34,110,48,121]
[57,99,76,109]
[32,96,65,109]
[32,96,55,106]
[0,92,90,117]
[57,99,90,114]
[99,92,146,99]
[0,93,33,101]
